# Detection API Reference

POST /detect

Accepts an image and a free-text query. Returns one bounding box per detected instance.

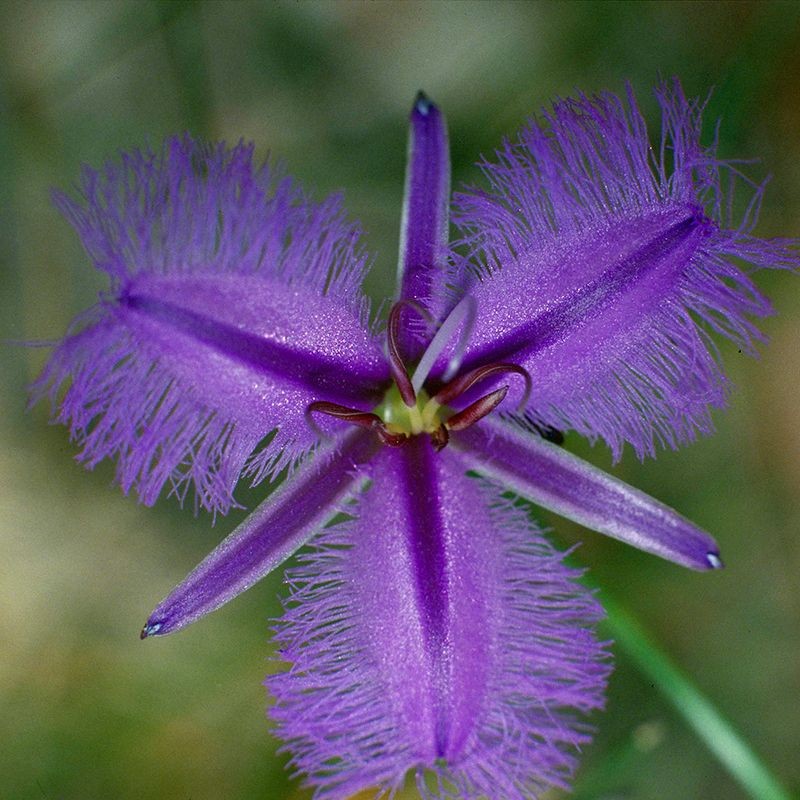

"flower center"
[375,384,442,437]
[307,301,531,451]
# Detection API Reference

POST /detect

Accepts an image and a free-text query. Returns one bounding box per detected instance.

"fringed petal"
[33,137,388,513]
[269,439,610,800]
[452,417,721,571]
[453,79,798,458]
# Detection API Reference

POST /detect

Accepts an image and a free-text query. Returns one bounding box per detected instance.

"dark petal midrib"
[398,438,451,758]
[463,214,704,370]
[119,293,389,404]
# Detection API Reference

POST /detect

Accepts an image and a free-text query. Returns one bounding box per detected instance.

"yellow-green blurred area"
[1,2,798,799]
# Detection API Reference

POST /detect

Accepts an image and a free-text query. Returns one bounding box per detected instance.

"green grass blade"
[602,594,793,800]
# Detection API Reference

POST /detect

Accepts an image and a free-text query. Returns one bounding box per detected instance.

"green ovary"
[375,384,445,436]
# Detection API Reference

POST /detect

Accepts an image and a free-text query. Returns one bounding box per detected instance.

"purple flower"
[34,81,796,798]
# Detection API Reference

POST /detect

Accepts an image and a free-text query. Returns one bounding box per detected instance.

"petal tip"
[706,551,724,570]
[140,619,164,639]
[413,90,435,117]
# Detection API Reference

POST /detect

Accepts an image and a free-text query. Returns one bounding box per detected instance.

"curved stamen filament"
[411,294,477,392]
[307,401,407,446]
[387,303,430,407]
[435,362,532,410]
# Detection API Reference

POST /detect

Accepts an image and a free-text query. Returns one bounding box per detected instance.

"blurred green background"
[1,1,798,799]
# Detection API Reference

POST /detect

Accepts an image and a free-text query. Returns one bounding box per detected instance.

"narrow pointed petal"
[452,417,722,571]
[141,430,378,638]
[32,137,388,513]
[396,92,451,349]
[269,440,610,799]
[454,80,799,458]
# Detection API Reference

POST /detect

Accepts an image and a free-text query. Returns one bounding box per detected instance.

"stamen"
[387,303,422,407]
[435,362,532,410]
[307,401,382,429]
[430,424,449,451]
[445,386,509,431]
[411,295,477,392]
[375,427,411,447]
[307,401,407,446]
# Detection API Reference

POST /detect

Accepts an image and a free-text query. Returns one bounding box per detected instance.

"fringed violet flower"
[34,81,797,799]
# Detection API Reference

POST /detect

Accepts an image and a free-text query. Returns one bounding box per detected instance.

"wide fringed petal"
[268,438,610,800]
[452,416,721,571]
[453,79,798,458]
[33,137,388,513]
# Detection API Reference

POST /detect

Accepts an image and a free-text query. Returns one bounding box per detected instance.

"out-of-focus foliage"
[1,2,798,799]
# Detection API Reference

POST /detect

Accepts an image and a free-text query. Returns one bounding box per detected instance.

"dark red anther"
[435,362,532,409]
[307,401,408,447]
[307,401,386,430]
[387,303,419,407]
[445,386,509,431]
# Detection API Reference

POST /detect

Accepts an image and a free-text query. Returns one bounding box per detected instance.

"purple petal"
[269,439,610,799]
[454,80,799,458]
[142,430,378,638]
[396,92,451,351]
[452,417,722,571]
[32,137,388,513]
